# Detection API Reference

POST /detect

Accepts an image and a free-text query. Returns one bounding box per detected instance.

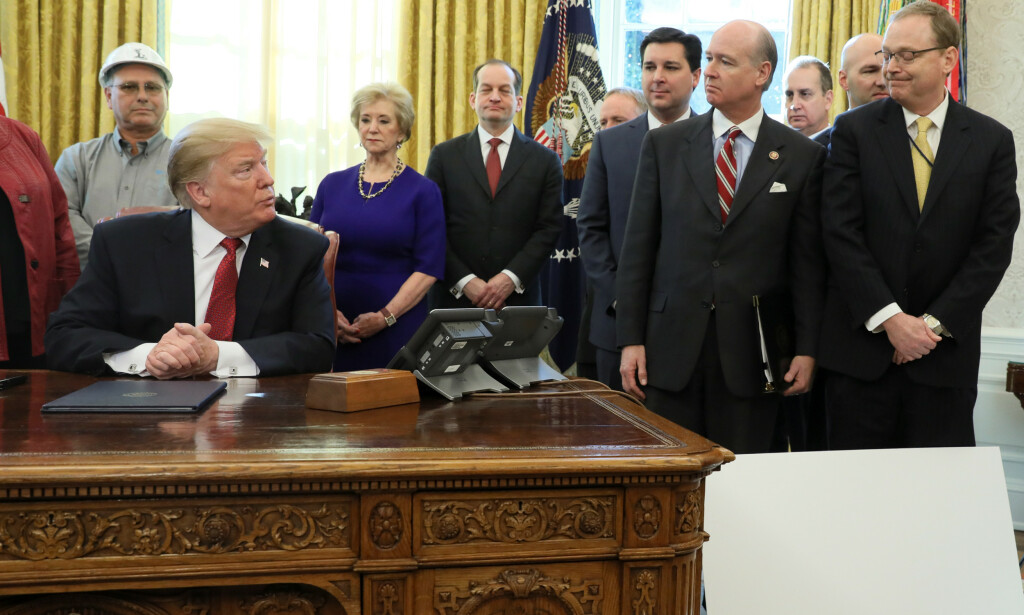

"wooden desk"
[0,371,732,615]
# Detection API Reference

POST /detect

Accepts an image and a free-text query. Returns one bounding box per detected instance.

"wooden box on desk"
[306,368,419,412]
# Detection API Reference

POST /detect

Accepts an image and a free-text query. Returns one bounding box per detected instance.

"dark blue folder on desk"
[41,380,227,413]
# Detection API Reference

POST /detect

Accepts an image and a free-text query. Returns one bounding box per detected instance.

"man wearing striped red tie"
[616,20,826,454]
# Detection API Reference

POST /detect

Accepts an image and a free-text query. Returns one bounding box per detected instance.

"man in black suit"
[820,2,1019,448]
[425,59,563,310]
[617,20,826,454]
[578,28,702,390]
[783,55,833,142]
[814,33,888,148]
[46,118,335,378]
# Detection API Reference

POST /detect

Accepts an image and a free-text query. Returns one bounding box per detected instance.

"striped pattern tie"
[716,127,742,223]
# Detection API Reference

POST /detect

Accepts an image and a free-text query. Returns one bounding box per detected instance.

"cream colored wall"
[969,2,1024,529]
[971,1,1024,327]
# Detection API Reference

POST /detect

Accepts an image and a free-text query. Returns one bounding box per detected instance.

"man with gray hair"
[46,118,335,379]
[599,87,647,129]
[783,55,833,140]
[55,42,180,271]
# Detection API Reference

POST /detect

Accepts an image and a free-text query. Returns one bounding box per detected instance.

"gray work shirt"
[55,128,179,270]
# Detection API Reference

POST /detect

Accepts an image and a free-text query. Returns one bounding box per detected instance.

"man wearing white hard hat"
[55,42,179,270]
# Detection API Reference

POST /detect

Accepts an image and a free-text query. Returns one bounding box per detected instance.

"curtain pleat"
[0,0,158,162]
[398,0,545,171]
[788,0,880,121]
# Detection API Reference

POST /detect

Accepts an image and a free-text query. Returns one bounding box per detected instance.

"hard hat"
[98,43,173,88]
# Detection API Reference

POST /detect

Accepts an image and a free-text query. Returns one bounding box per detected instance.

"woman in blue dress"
[311,83,445,372]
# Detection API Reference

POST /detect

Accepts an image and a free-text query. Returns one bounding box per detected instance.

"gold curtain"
[788,0,880,121]
[0,0,158,162]
[397,0,545,171]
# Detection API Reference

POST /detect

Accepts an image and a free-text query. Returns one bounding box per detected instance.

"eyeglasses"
[112,82,165,95]
[875,47,946,65]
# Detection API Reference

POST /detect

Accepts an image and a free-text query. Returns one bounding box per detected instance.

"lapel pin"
[260,258,270,269]
[769,151,780,160]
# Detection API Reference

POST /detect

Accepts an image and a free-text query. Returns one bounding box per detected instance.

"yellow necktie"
[912,117,934,211]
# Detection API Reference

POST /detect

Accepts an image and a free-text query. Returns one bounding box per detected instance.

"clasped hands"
[463,273,515,310]
[145,323,220,379]
[336,310,386,344]
[882,312,942,365]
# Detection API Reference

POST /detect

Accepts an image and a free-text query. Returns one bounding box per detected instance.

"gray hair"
[349,82,416,142]
[605,87,648,114]
[168,118,271,208]
[785,55,833,94]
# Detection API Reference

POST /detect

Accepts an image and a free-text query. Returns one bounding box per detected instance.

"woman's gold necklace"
[359,158,403,200]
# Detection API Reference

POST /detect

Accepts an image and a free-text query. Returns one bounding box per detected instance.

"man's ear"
[185,181,211,210]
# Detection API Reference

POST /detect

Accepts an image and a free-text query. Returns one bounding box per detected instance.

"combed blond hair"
[168,118,271,208]
[349,82,415,143]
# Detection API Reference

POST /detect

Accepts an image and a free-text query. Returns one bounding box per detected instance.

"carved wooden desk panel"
[0,372,732,615]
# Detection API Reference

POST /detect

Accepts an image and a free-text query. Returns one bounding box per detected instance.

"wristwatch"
[922,313,947,336]
[380,307,397,327]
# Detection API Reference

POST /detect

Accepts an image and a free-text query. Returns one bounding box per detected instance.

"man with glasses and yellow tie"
[56,43,180,271]
[820,2,1020,449]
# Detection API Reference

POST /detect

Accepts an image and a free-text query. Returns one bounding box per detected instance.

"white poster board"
[703,447,1023,614]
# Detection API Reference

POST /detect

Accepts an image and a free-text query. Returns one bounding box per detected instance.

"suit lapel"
[681,113,719,220]
[233,222,278,339]
[920,100,970,222]
[496,128,531,196]
[158,210,197,324]
[460,128,493,197]
[728,115,784,224]
[876,99,921,221]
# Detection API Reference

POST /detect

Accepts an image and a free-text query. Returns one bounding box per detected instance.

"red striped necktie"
[716,127,741,223]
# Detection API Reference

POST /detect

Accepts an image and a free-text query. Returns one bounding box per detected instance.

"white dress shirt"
[864,91,951,333]
[104,209,260,377]
[451,122,526,298]
[647,107,691,131]
[712,107,764,188]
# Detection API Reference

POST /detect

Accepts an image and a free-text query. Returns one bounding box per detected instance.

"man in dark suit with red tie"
[425,59,563,311]
[819,2,1019,448]
[45,118,335,379]
[616,20,826,454]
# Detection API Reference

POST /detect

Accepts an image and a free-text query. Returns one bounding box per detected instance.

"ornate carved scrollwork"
[632,495,662,539]
[433,569,603,615]
[422,496,614,545]
[0,502,350,561]
[630,569,658,615]
[373,580,403,615]
[675,490,702,535]
[369,501,403,549]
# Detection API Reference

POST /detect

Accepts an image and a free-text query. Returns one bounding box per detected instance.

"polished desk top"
[0,371,732,494]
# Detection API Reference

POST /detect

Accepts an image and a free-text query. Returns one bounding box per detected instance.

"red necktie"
[206,237,243,341]
[716,127,741,223]
[486,137,502,198]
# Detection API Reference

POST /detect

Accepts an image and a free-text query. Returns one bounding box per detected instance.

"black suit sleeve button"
[712,260,720,268]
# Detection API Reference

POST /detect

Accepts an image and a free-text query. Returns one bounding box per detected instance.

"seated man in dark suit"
[46,118,335,378]
[425,59,563,310]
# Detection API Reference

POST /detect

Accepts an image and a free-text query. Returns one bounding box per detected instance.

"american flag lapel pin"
[260,258,270,269]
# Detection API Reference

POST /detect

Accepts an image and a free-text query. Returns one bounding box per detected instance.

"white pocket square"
[769,182,787,193]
